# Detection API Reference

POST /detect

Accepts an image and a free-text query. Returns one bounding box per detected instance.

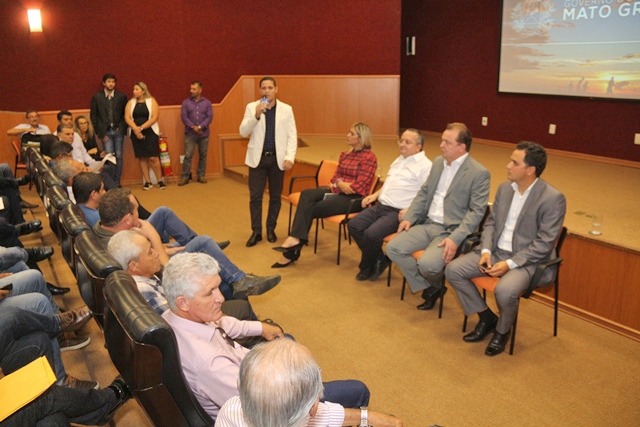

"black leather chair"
[33,157,50,200]
[45,186,72,242]
[59,204,91,272]
[103,270,214,427]
[74,230,122,327]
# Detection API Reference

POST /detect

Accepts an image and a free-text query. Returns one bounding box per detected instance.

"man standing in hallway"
[386,122,490,311]
[90,73,128,186]
[240,77,297,247]
[179,81,213,186]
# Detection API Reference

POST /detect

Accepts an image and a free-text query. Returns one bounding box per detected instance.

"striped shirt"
[217,396,346,427]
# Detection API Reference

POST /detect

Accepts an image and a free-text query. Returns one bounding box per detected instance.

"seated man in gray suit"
[445,141,566,356]
[386,122,490,310]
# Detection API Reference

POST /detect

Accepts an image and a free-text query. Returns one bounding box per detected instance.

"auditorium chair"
[461,226,568,355]
[103,270,214,427]
[59,204,92,272]
[45,185,71,241]
[74,230,123,327]
[287,160,339,234]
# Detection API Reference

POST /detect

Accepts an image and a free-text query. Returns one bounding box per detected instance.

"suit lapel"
[514,179,544,230]
[445,156,469,198]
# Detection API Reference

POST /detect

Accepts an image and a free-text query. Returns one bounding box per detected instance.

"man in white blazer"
[446,141,566,356]
[239,77,297,247]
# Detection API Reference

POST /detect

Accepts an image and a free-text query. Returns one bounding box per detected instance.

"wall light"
[28,9,43,33]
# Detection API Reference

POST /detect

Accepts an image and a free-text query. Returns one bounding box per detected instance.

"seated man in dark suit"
[386,123,490,310]
[445,141,566,356]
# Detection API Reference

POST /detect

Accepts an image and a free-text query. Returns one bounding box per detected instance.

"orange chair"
[461,226,568,355]
[287,160,338,234]
[314,175,380,265]
[11,140,28,178]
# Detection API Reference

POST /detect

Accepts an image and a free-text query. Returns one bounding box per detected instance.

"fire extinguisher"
[158,134,173,177]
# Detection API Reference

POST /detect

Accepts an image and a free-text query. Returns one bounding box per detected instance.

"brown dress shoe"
[178,177,190,186]
[56,306,92,333]
[197,176,208,183]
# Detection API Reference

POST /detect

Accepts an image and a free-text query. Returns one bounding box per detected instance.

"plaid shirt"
[133,275,169,315]
[330,148,377,196]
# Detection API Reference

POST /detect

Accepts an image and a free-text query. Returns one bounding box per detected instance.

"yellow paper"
[0,356,56,421]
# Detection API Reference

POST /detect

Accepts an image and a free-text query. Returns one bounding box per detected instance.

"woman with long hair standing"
[124,82,164,189]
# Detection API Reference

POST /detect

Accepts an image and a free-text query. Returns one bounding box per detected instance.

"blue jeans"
[322,380,370,408]
[182,134,209,179]
[0,246,28,271]
[147,207,245,298]
[102,130,124,183]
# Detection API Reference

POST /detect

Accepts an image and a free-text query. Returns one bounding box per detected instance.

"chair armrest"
[459,232,482,255]
[344,198,364,217]
[522,257,563,298]
[288,175,317,193]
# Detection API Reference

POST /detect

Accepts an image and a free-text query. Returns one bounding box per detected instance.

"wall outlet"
[482,116,488,126]
[635,133,640,145]
[549,124,556,135]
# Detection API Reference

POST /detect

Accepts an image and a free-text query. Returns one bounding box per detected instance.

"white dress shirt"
[378,151,432,209]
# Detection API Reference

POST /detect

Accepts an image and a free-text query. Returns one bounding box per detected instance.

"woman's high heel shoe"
[271,246,302,268]
[272,241,304,253]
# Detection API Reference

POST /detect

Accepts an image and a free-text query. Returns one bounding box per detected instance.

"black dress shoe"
[369,256,391,281]
[246,232,262,247]
[97,376,135,425]
[20,199,39,209]
[26,246,54,263]
[271,260,294,268]
[17,175,32,186]
[416,286,448,310]
[15,220,43,236]
[356,268,374,281]
[267,229,277,243]
[217,240,230,250]
[485,331,510,356]
[463,316,498,342]
[47,282,70,295]
[272,242,304,253]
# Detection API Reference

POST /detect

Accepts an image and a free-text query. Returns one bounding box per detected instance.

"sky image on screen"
[499,0,640,100]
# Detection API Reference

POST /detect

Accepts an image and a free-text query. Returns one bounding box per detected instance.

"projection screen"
[499,0,640,100]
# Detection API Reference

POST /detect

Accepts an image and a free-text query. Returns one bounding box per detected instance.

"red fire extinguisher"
[158,134,173,177]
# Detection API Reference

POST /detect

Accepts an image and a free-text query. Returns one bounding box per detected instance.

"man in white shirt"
[217,339,402,427]
[6,110,51,137]
[348,129,432,281]
[445,142,566,356]
[386,123,490,311]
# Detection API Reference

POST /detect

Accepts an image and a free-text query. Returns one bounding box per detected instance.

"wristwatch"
[359,406,369,427]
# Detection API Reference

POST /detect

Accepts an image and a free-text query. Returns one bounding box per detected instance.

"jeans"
[102,130,124,183]
[322,380,370,409]
[0,246,28,271]
[182,135,209,179]
[0,271,66,381]
[146,207,245,299]
[0,307,65,383]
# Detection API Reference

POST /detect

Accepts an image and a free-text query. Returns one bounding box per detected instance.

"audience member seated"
[48,141,74,165]
[348,128,432,281]
[38,134,60,160]
[74,115,105,162]
[93,188,280,301]
[386,122,490,311]
[0,162,38,209]
[107,229,255,321]
[217,339,402,427]
[57,123,117,184]
[161,252,371,420]
[0,307,132,426]
[273,123,377,268]
[6,110,51,137]
[445,141,566,356]
[71,172,105,227]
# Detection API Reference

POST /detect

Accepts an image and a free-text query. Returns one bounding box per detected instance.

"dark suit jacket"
[404,154,490,246]
[90,90,128,138]
[481,179,566,267]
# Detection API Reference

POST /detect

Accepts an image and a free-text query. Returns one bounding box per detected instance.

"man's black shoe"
[26,246,54,263]
[463,316,498,342]
[485,331,510,356]
[369,256,391,281]
[417,286,447,310]
[356,268,374,281]
[267,229,277,243]
[20,199,39,209]
[232,274,281,300]
[218,240,230,250]
[47,282,70,295]
[17,175,31,186]
[15,220,42,236]
[98,376,135,425]
[246,232,262,247]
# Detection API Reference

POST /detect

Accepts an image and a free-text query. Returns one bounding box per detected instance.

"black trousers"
[248,155,284,233]
[290,187,362,241]
[348,204,400,271]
